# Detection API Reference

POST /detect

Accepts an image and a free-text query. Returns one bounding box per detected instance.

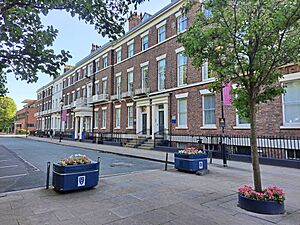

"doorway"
[158,111,164,134]
[142,113,147,135]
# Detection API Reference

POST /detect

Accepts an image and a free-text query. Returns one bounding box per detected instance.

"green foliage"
[179,0,300,192]
[179,0,300,117]
[16,129,29,135]
[0,96,17,130]
[0,0,147,95]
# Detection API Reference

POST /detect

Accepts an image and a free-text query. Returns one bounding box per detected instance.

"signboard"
[62,110,67,122]
[219,118,226,128]
[171,115,176,124]
[222,82,232,106]
[78,176,86,187]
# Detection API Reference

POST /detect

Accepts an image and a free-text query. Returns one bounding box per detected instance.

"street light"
[215,45,227,167]
[59,99,64,142]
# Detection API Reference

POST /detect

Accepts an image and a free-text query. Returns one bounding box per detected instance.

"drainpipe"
[92,60,96,142]
[169,92,173,147]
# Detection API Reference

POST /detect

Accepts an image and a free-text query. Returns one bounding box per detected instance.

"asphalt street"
[0,137,163,193]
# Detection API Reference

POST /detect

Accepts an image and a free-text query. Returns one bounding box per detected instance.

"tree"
[0,0,146,95]
[179,0,300,192]
[0,96,16,132]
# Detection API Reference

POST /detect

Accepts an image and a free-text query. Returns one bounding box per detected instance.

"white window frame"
[177,53,188,86]
[202,94,216,128]
[157,58,166,91]
[101,108,107,129]
[141,66,149,91]
[115,107,121,129]
[127,106,134,128]
[142,34,149,51]
[116,48,122,63]
[176,94,188,128]
[127,40,135,58]
[116,76,121,97]
[94,110,99,129]
[102,78,107,95]
[177,14,188,33]
[128,71,134,94]
[282,80,300,128]
[103,55,108,68]
[157,24,166,43]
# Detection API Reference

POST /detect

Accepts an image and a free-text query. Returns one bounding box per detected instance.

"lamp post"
[59,99,64,142]
[215,45,227,167]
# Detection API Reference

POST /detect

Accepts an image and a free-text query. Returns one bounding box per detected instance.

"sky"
[7,1,171,110]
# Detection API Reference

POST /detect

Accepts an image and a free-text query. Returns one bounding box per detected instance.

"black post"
[46,161,50,189]
[220,80,227,167]
[165,153,168,171]
[59,102,63,142]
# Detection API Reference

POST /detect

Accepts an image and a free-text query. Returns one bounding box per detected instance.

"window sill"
[280,126,300,129]
[101,127,106,130]
[126,127,134,130]
[233,126,250,130]
[175,126,188,129]
[114,127,120,130]
[200,126,217,130]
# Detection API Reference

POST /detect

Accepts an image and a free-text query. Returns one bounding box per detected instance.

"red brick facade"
[35,0,300,140]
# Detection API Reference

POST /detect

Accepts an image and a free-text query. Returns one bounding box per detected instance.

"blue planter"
[238,194,285,215]
[174,153,208,172]
[52,162,100,192]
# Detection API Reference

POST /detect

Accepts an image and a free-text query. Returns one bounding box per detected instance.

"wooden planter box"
[174,153,208,172]
[238,194,285,215]
[52,162,100,192]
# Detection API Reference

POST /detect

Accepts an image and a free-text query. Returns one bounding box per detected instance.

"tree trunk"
[249,99,262,192]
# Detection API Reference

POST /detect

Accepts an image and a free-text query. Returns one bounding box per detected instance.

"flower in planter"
[59,154,92,166]
[238,185,285,203]
[178,147,204,154]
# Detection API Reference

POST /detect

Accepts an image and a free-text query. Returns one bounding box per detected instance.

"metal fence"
[154,133,300,161]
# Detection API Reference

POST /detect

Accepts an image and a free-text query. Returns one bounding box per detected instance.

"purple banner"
[62,110,67,122]
[222,82,232,106]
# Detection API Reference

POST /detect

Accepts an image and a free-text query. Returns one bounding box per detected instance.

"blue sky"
[7,1,171,109]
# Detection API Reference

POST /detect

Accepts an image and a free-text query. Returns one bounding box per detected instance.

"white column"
[152,105,157,139]
[164,103,168,132]
[74,117,79,139]
[136,107,140,134]
[146,105,151,136]
[79,116,84,140]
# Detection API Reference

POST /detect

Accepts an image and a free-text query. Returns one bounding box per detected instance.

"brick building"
[15,99,37,133]
[35,0,300,145]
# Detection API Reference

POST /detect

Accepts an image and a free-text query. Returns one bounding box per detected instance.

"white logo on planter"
[199,161,203,169]
[78,176,86,187]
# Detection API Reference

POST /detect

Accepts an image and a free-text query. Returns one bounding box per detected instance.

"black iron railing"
[154,134,300,160]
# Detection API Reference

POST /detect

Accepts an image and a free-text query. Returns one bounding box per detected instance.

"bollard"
[46,161,50,189]
[165,153,168,171]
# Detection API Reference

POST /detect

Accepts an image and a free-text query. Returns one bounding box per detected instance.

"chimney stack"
[128,12,142,30]
[91,44,100,53]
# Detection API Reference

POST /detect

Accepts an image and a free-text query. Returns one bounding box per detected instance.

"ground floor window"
[94,111,99,128]
[102,109,106,129]
[178,98,187,128]
[115,108,120,128]
[127,106,133,128]
[283,80,300,126]
[203,95,216,126]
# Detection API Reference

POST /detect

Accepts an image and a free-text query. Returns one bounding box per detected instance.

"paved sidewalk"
[0,136,299,225]
[0,162,300,225]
